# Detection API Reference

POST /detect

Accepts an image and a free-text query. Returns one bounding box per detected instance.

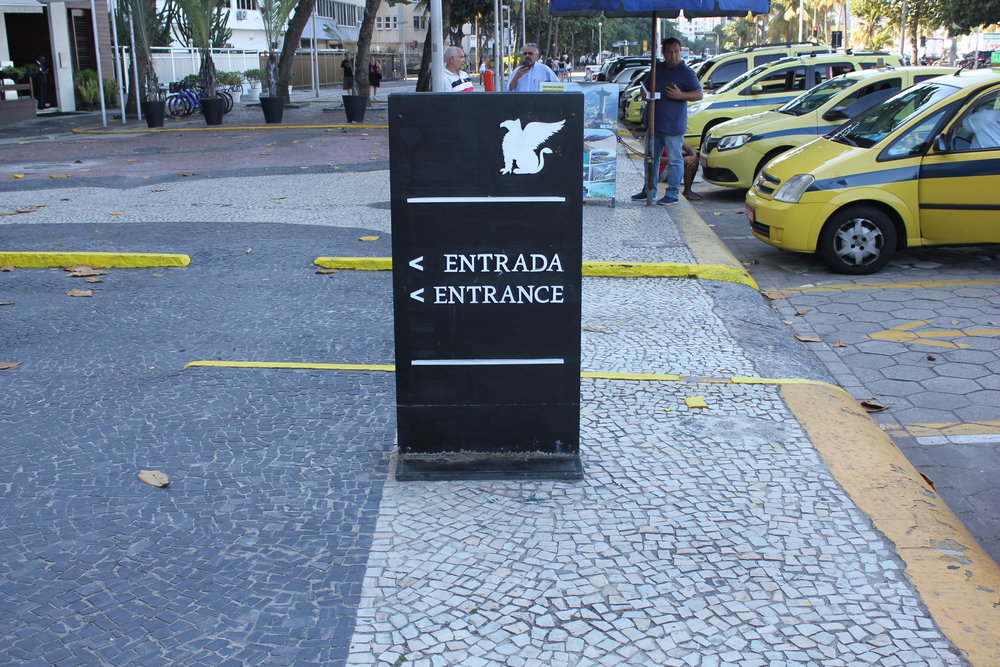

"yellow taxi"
[694,42,831,92]
[702,66,955,189]
[745,68,1000,274]
[686,52,903,149]
[621,85,644,123]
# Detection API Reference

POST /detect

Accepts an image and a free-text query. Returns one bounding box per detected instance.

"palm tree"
[258,0,298,98]
[174,0,223,98]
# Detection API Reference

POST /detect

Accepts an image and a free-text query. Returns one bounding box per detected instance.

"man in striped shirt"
[443,47,475,92]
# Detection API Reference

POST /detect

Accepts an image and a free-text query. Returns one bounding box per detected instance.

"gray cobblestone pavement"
[0,95,991,664]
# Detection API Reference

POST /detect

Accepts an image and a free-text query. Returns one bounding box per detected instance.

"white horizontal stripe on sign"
[411,358,565,366]
[407,197,566,204]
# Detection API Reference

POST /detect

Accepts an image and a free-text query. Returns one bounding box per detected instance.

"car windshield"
[827,82,958,148]
[714,64,769,94]
[777,77,856,115]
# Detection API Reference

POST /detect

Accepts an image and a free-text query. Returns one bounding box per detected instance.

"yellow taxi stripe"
[0,251,191,267]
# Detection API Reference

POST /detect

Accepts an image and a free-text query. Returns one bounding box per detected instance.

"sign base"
[396,453,583,481]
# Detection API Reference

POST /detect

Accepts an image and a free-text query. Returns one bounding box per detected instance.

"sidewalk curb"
[0,251,191,268]
[784,382,1000,666]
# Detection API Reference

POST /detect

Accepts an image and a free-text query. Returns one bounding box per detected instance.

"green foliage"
[74,69,101,107]
[216,70,244,85]
[243,68,265,83]
[0,65,26,81]
[938,0,1000,34]
[173,0,226,96]
[104,78,120,106]
[258,0,298,96]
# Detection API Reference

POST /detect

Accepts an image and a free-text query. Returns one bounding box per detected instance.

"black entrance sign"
[389,93,584,481]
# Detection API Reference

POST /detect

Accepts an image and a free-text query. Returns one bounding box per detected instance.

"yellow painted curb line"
[72,124,388,135]
[0,251,191,268]
[184,361,394,371]
[783,383,1000,666]
[313,256,757,289]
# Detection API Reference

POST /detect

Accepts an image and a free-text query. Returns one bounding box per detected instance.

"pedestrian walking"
[369,59,382,99]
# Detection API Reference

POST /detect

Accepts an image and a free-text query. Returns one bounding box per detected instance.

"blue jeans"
[645,132,684,200]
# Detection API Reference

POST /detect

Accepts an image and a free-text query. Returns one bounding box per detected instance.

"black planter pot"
[201,96,225,126]
[141,99,166,128]
[259,96,284,124]
[342,95,368,123]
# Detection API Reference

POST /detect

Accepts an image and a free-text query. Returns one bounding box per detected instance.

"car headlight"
[773,174,816,203]
[716,134,752,151]
[687,101,711,116]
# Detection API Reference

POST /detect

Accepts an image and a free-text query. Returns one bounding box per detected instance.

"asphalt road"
[690,179,1000,566]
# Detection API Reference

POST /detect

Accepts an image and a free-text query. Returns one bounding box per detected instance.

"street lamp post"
[598,21,603,63]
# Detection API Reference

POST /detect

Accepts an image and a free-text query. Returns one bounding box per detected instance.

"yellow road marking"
[883,420,1000,439]
[184,360,841,392]
[72,124,388,135]
[313,257,758,289]
[866,319,1000,349]
[766,278,1000,297]
[183,361,395,371]
[0,251,190,268]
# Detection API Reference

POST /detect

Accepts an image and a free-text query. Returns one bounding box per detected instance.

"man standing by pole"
[631,37,702,205]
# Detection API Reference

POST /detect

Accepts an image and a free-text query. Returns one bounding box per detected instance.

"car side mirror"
[750,83,765,94]
[823,106,849,121]
[934,134,949,152]
[596,73,606,81]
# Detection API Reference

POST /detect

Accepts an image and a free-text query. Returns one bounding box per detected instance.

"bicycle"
[165,82,234,118]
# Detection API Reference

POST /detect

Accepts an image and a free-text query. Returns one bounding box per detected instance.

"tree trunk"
[353,0,381,97]
[277,0,318,102]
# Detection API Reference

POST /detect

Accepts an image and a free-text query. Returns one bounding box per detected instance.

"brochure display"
[542,82,619,201]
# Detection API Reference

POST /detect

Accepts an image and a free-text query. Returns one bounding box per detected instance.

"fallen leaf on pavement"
[15,209,35,214]
[67,268,108,277]
[66,289,93,297]
[582,326,608,334]
[178,173,197,177]
[138,470,170,487]
[11,174,24,179]
[125,159,138,162]
[795,335,821,343]
[151,189,168,192]
[151,273,165,277]
[919,472,935,490]
[84,277,103,283]
[63,265,93,272]
[685,396,708,408]
[315,268,339,274]
[926,354,936,361]
[0,362,21,370]
[833,342,847,348]
[359,235,380,241]
[108,212,124,216]
[794,309,809,316]
[1,266,14,272]
[48,174,71,178]
[762,292,787,300]
[860,400,888,412]
[271,196,286,200]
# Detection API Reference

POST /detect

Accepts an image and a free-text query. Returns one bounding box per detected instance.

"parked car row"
[743,68,1000,273]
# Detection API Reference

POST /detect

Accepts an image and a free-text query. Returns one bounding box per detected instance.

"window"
[753,53,784,66]
[706,59,746,89]
[747,66,806,94]
[235,0,257,9]
[953,92,1000,151]
[413,15,427,30]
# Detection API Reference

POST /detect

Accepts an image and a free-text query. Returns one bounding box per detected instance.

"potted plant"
[122,0,165,127]
[175,0,226,125]
[258,0,297,124]
[243,68,264,102]
[74,69,101,109]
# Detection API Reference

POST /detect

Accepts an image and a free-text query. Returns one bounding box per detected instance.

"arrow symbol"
[409,256,424,271]
[410,288,425,302]
[867,319,1000,349]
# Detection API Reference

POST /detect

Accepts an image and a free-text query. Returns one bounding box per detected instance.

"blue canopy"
[550,0,770,18]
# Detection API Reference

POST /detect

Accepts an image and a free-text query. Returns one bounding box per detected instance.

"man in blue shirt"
[507,43,559,92]
[632,38,703,205]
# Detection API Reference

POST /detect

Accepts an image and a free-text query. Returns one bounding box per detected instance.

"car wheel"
[817,206,897,275]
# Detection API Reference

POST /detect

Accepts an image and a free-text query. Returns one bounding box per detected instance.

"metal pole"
[129,21,141,122]
[899,0,906,62]
[520,0,526,51]
[431,0,445,91]
[645,13,656,207]
[108,0,127,124]
[493,0,502,91]
[598,22,602,64]
[311,5,319,96]
[90,0,107,127]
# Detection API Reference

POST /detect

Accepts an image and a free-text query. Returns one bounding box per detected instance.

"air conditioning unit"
[236,9,247,20]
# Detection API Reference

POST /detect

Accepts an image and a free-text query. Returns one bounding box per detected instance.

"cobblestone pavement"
[0,100,992,664]
[697,184,1000,567]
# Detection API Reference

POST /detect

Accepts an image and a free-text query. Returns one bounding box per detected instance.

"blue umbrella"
[550,0,771,203]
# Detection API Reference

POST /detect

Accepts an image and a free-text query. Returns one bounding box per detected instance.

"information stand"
[389,93,584,481]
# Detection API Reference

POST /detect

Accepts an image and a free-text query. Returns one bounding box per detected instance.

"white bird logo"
[499,119,566,175]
